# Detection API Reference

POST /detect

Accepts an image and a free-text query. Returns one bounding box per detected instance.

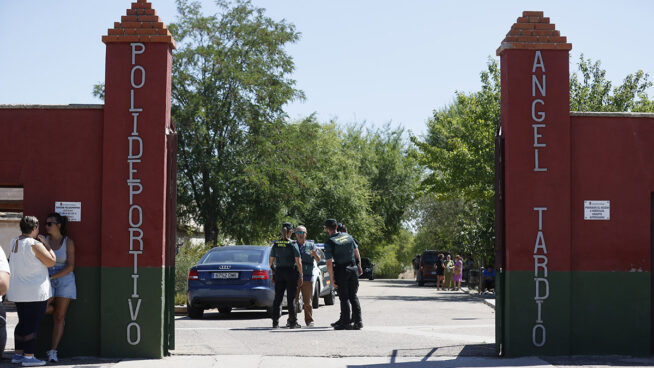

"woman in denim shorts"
[44,213,76,363]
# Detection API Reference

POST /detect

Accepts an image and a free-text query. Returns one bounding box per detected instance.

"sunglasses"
[46,222,59,226]
[295,231,306,235]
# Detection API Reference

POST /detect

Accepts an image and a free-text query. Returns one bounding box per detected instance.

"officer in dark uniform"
[324,219,363,330]
[269,222,303,329]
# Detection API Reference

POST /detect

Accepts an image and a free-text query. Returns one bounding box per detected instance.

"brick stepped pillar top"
[102,0,176,49]
[497,11,571,55]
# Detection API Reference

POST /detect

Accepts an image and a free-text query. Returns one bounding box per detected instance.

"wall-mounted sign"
[55,201,82,222]
[584,200,610,220]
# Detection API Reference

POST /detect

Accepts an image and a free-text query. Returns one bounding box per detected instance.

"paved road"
[5,280,654,367]
[174,279,497,357]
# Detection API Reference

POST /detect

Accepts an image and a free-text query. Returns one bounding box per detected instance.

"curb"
[174,305,187,315]
[461,287,496,310]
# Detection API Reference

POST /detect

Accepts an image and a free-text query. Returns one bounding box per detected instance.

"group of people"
[434,254,463,291]
[0,214,76,366]
[269,219,363,330]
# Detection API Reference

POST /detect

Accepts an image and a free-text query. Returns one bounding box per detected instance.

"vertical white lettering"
[534,255,548,277]
[531,99,545,122]
[532,51,545,72]
[130,66,146,89]
[532,75,546,97]
[535,300,544,323]
[130,43,145,65]
[128,182,143,205]
[533,207,547,230]
[128,298,142,320]
[131,274,140,298]
[128,136,143,159]
[129,90,143,112]
[129,228,144,251]
[130,250,142,274]
[534,277,550,300]
[532,124,546,147]
[127,322,141,345]
[532,324,546,347]
[128,205,143,228]
[534,231,548,254]
[131,113,140,135]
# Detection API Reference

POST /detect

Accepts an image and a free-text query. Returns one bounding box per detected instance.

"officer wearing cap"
[324,219,363,330]
[269,222,303,329]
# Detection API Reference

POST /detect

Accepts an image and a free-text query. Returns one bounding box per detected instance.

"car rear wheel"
[312,282,320,309]
[218,307,232,314]
[187,302,204,319]
[418,273,425,286]
[369,272,374,281]
[324,287,335,305]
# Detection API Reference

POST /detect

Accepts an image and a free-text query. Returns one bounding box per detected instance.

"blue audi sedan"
[186,245,274,319]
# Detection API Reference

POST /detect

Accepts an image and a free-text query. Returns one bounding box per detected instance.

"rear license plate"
[213,272,239,279]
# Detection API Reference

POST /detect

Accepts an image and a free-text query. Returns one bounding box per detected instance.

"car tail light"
[420,266,423,272]
[187,269,199,280]
[251,270,269,280]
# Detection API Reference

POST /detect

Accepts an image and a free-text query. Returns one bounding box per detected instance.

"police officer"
[269,222,303,329]
[324,219,363,330]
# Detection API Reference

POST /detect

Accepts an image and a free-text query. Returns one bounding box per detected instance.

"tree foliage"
[169,0,304,245]
[412,55,654,266]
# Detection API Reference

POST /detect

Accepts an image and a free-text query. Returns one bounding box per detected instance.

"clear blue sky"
[1,0,652,136]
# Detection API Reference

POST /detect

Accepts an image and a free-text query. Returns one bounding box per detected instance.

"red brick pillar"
[100,0,176,358]
[497,11,572,356]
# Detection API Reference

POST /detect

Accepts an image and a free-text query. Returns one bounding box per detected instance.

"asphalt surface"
[1,279,654,367]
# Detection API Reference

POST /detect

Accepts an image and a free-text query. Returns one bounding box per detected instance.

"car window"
[202,248,265,264]
[422,254,437,263]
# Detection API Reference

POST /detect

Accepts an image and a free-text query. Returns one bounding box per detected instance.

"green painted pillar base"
[100,267,165,358]
[35,267,101,357]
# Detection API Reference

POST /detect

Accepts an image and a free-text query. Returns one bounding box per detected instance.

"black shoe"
[288,321,301,329]
[272,321,279,329]
[352,321,363,330]
[333,322,352,330]
[330,320,344,327]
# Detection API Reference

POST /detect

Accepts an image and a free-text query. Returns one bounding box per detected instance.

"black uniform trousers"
[272,266,300,323]
[334,264,361,324]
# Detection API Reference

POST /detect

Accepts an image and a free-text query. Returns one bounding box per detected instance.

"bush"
[174,241,211,305]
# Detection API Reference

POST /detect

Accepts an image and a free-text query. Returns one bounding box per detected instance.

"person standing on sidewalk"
[269,222,303,329]
[294,225,321,327]
[0,244,10,359]
[7,215,56,367]
[44,212,77,363]
[324,219,363,330]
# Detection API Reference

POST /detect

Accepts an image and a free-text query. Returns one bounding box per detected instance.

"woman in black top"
[435,254,445,290]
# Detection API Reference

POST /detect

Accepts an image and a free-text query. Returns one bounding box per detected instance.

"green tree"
[412,55,654,265]
[570,55,654,113]
[169,0,304,245]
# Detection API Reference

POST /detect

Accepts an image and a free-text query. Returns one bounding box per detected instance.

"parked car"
[416,250,450,286]
[187,244,334,319]
[359,257,374,280]
[314,244,336,306]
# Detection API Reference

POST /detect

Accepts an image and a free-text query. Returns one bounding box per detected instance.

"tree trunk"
[204,221,219,246]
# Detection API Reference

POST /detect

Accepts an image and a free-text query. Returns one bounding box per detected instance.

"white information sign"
[584,200,610,220]
[54,201,82,222]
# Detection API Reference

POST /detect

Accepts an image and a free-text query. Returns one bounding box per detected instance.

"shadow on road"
[359,293,479,303]
[177,310,273,321]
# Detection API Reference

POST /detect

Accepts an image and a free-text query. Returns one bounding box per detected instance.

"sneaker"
[21,356,46,367]
[288,321,301,329]
[11,354,24,364]
[307,322,315,327]
[272,321,279,329]
[352,321,364,330]
[47,349,58,363]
